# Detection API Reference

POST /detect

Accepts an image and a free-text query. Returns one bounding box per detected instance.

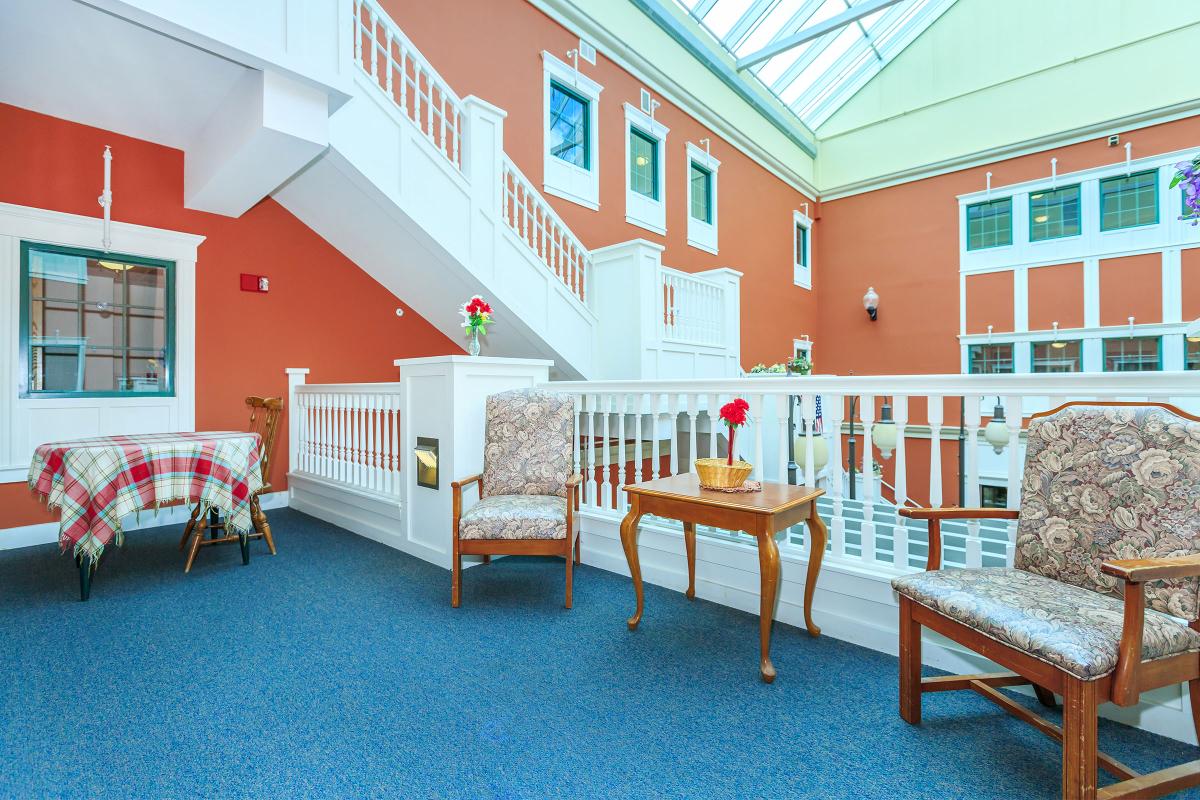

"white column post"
[285,368,310,474]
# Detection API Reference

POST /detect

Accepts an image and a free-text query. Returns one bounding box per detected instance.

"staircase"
[273,0,741,380]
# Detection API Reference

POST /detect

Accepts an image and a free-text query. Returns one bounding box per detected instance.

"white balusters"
[963,394,983,568]
[750,394,764,481]
[600,393,612,508]
[891,396,909,568]
[659,267,726,347]
[291,386,402,499]
[634,394,646,485]
[859,395,876,563]
[586,394,599,507]
[927,395,944,508]
[616,395,628,512]
[1004,395,1024,564]
[826,395,846,559]
[686,395,699,475]
[801,393,816,489]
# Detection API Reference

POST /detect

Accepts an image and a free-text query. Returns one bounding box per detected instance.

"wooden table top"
[622,474,824,514]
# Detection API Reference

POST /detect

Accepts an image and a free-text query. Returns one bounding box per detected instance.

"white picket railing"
[547,372,1200,575]
[661,266,725,347]
[353,0,463,169]
[501,155,590,303]
[292,383,404,498]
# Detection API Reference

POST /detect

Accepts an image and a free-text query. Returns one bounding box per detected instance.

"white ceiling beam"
[735,0,908,70]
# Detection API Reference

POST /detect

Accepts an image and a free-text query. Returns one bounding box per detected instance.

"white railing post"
[963,394,983,567]
[860,395,876,563]
[891,395,909,568]
[927,395,944,508]
[462,96,506,224]
[285,368,310,474]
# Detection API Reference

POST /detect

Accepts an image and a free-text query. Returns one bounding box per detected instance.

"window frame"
[548,80,590,170]
[685,142,720,254]
[967,343,1015,375]
[541,51,603,211]
[1186,336,1200,371]
[965,197,1013,251]
[1102,335,1162,372]
[793,209,812,289]
[623,102,668,235]
[1099,169,1159,232]
[1030,340,1082,373]
[19,241,176,399]
[1028,183,1081,242]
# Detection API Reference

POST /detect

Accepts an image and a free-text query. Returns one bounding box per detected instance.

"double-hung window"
[623,102,668,234]
[21,242,173,397]
[542,52,602,210]
[1029,185,1080,241]
[966,197,1012,250]
[1100,169,1158,231]
[1032,340,1081,373]
[968,343,1014,374]
[1186,336,1200,371]
[1104,336,1160,371]
[549,82,589,169]
[793,210,812,289]
[686,142,719,254]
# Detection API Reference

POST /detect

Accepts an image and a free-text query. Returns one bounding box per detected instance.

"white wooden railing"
[661,266,725,346]
[291,382,404,498]
[501,156,590,303]
[353,0,463,169]
[547,372,1200,574]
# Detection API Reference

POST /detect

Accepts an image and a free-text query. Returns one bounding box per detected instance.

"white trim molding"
[793,208,813,289]
[0,201,204,482]
[685,141,720,254]
[542,50,603,211]
[623,101,669,235]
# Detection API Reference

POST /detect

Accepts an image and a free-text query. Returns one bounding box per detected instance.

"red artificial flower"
[465,297,492,316]
[720,399,749,428]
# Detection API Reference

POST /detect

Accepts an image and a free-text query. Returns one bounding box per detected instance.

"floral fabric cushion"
[459,495,568,541]
[1014,404,1200,619]
[481,389,574,499]
[892,568,1200,680]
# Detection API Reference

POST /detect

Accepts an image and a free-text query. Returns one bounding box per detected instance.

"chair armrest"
[451,474,482,492]
[565,473,582,490]
[1101,554,1200,583]
[566,473,582,510]
[898,507,1020,521]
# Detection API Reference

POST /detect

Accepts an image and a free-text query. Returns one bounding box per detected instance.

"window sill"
[542,183,599,212]
[687,238,718,256]
[626,215,666,236]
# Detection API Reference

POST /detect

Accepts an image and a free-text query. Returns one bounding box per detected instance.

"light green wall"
[815,0,1200,191]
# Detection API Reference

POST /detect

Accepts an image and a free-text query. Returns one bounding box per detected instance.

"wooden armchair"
[892,402,1200,800]
[451,389,581,609]
[179,396,283,572]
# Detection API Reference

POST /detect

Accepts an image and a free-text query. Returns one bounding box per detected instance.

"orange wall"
[377,0,817,368]
[1100,253,1162,326]
[1028,262,1084,331]
[816,115,1200,375]
[0,103,458,531]
[965,271,1014,334]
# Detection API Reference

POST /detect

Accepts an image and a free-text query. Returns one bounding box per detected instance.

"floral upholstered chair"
[451,389,581,608]
[891,402,1200,800]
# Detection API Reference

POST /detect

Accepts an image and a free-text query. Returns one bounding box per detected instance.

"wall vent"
[578,39,597,64]
[640,88,653,115]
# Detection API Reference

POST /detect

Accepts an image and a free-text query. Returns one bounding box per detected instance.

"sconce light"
[874,397,898,460]
[414,437,439,489]
[984,398,1009,454]
[863,286,879,321]
[1051,321,1066,349]
[1128,316,1136,338]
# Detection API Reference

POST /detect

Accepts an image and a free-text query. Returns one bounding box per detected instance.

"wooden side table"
[618,474,827,683]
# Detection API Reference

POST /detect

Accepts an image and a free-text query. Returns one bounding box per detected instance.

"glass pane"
[690,163,711,222]
[1100,170,1157,231]
[1030,185,1080,241]
[549,83,588,169]
[1104,336,1160,371]
[83,305,122,350]
[795,224,808,267]
[969,344,1014,374]
[84,260,123,305]
[36,345,83,392]
[83,348,121,393]
[629,128,657,199]
[1032,341,1081,373]
[125,264,167,309]
[126,351,167,393]
[966,198,1012,250]
[1187,337,1200,371]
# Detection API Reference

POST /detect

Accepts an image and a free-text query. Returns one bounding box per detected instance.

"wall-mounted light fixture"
[874,397,897,460]
[98,145,113,251]
[984,398,1009,454]
[863,286,879,321]
[1128,316,1136,338]
[1051,321,1066,349]
[414,437,439,489]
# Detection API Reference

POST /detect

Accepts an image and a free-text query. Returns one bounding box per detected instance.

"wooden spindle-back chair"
[179,396,284,572]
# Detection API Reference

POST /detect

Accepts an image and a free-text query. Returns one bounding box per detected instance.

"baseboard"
[0,491,290,552]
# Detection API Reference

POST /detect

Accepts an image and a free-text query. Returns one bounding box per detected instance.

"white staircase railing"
[353,0,463,170]
[501,156,590,303]
[661,266,725,347]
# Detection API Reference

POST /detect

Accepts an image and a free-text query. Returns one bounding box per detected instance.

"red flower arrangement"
[459,294,494,336]
[719,398,750,465]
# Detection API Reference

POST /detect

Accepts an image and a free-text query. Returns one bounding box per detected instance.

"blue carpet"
[2,509,1199,799]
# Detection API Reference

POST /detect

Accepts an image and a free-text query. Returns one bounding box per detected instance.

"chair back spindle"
[246,396,284,480]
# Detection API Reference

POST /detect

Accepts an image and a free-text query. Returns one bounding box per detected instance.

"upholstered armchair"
[892,402,1200,800]
[451,389,581,609]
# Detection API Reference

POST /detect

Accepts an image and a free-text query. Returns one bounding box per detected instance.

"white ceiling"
[0,0,250,150]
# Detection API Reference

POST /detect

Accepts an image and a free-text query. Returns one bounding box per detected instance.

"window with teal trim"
[1187,336,1200,371]
[966,198,1012,250]
[1029,185,1080,241]
[690,162,712,223]
[968,343,1014,374]
[629,128,657,199]
[795,223,808,268]
[1100,170,1158,231]
[21,243,173,397]
[1032,340,1080,373]
[1103,336,1160,371]
[548,81,589,169]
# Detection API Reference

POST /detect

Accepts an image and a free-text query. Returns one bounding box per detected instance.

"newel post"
[462,96,507,221]
[285,368,310,473]
[589,239,665,379]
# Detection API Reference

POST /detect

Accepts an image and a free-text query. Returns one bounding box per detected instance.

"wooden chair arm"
[451,474,483,492]
[897,507,1020,521]
[1101,554,1200,583]
[566,473,582,510]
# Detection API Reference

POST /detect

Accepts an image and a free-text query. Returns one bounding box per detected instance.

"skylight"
[674,0,956,130]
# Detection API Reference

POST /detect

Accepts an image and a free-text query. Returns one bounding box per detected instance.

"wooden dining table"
[619,474,827,683]
[27,430,264,600]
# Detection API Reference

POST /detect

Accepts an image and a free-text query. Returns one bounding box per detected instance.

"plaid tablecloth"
[28,431,263,561]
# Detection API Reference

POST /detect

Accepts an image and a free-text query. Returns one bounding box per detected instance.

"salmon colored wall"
[378,0,817,369]
[0,103,458,531]
[1028,263,1084,330]
[816,115,1200,375]
[1185,249,1200,321]
[965,271,1014,334]
[1100,253,1162,326]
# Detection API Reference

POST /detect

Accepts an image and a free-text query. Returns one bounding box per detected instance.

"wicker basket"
[695,458,753,489]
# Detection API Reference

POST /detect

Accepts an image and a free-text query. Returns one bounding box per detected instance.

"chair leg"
[574,531,581,564]
[482,555,490,565]
[184,515,206,573]
[451,538,462,608]
[1034,684,1058,708]
[252,497,276,555]
[179,505,202,551]
[565,541,574,610]
[899,595,922,725]
[1062,677,1098,800]
[1189,679,1200,743]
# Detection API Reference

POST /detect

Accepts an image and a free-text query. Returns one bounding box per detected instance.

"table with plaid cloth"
[28,431,264,580]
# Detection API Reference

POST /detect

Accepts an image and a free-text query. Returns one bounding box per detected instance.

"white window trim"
[624,102,668,236]
[686,142,720,255]
[793,209,813,289]
[0,201,202,483]
[542,51,602,211]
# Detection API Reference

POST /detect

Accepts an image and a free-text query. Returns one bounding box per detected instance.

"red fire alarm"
[240,274,269,293]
